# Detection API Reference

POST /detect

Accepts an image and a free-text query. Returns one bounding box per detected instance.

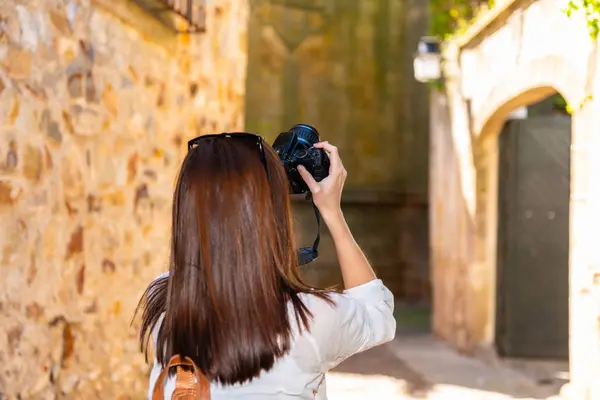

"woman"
[137,133,396,399]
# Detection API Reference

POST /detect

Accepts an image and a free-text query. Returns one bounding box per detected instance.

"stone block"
[65,226,84,260]
[0,179,21,206]
[61,157,85,204]
[1,47,32,79]
[0,88,20,127]
[48,9,73,36]
[64,105,106,136]
[3,140,18,172]
[22,144,44,182]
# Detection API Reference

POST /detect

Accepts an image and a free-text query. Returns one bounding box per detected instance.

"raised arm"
[298,142,377,288]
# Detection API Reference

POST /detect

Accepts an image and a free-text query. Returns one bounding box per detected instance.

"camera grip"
[306,147,330,183]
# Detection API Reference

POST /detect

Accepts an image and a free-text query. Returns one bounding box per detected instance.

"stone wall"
[0,0,248,398]
[245,0,431,301]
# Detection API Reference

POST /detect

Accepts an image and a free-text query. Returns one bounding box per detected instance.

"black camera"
[272,124,330,195]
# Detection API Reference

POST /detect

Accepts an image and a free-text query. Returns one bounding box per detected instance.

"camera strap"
[298,194,321,266]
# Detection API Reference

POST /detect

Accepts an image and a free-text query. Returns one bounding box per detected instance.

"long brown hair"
[136,134,331,385]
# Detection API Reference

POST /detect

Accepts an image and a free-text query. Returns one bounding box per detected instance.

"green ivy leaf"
[563,0,600,40]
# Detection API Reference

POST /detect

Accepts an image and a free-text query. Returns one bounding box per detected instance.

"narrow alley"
[2,0,600,398]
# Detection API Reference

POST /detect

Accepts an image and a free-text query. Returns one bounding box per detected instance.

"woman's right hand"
[297,141,347,219]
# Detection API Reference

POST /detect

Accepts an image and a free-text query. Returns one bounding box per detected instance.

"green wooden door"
[496,116,571,360]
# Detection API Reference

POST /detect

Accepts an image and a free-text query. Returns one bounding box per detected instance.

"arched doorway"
[441,42,597,397]
[495,93,571,361]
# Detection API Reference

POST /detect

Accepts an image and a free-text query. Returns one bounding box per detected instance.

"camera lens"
[289,124,320,146]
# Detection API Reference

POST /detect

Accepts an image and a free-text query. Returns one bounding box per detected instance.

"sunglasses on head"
[187,132,319,266]
[188,133,269,178]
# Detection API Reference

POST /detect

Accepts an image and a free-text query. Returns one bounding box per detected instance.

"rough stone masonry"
[0,0,248,398]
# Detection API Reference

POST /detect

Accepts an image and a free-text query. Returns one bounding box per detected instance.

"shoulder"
[300,280,396,370]
[301,279,396,347]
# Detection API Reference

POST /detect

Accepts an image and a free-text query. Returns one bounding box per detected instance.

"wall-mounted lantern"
[134,0,207,33]
[413,37,442,83]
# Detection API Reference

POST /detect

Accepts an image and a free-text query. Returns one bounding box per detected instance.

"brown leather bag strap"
[152,364,170,400]
[152,355,211,400]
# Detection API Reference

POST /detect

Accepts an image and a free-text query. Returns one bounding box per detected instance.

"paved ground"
[326,334,567,400]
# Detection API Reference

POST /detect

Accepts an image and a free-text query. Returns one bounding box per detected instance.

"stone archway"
[433,0,600,396]
[468,55,591,388]
[473,56,587,142]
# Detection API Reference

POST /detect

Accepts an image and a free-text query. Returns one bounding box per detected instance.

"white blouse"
[147,276,396,399]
